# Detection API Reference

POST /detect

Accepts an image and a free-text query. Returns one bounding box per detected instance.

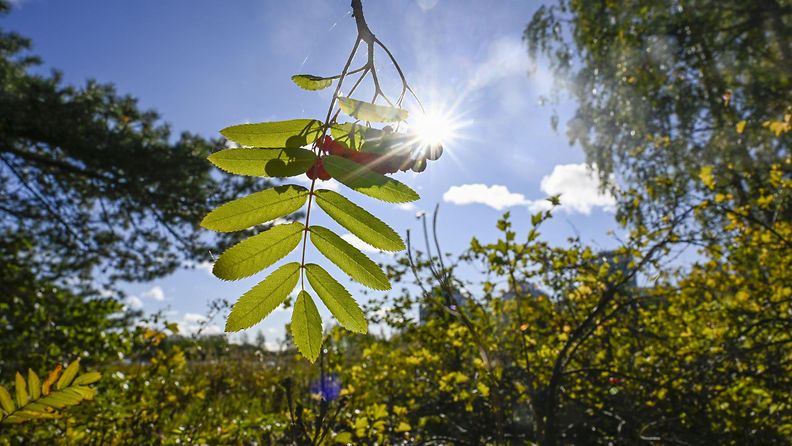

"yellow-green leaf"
[71,372,102,386]
[291,74,334,91]
[213,222,304,280]
[736,120,746,134]
[220,119,323,148]
[15,372,28,408]
[56,360,80,390]
[27,370,40,400]
[338,97,408,122]
[309,226,390,290]
[225,262,300,331]
[0,385,15,414]
[323,155,419,203]
[208,147,316,177]
[305,263,367,333]
[314,189,404,251]
[201,185,309,232]
[291,290,323,362]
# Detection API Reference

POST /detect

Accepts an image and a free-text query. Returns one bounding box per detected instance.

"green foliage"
[225,262,301,332]
[314,189,405,251]
[207,147,316,177]
[200,185,309,232]
[291,74,334,91]
[220,119,324,148]
[337,96,409,122]
[305,263,367,334]
[291,291,324,362]
[212,222,304,280]
[323,155,419,203]
[0,360,100,425]
[202,1,429,361]
[309,225,390,290]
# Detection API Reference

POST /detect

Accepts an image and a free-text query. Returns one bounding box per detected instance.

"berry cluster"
[305,127,443,181]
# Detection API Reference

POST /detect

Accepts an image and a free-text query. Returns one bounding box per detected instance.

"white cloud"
[442,164,615,215]
[341,233,380,254]
[536,163,615,214]
[124,296,144,310]
[397,203,417,212]
[443,184,529,211]
[141,286,165,301]
[194,261,214,275]
[183,313,208,323]
[468,37,530,90]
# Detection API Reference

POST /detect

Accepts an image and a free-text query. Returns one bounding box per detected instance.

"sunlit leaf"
[220,119,323,148]
[291,74,334,91]
[314,189,404,251]
[27,370,40,401]
[305,263,367,333]
[56,360,80,390]
[0,386,14,413]
[213,222,304,280]
[291,290,323,362]
[71,372,102,386]
[309,225,390,290]
[14,373,28,407]
[208,147,316,177]
[338,97,408,122]
[323,155,419,203]
[201,185,309,232]
[225,262,300,331]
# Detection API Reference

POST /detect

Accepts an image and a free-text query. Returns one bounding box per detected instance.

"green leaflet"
[201,185,309,232]
[305,263,367,333]
[0,385,14,413]
[27,370,40,400]
[56,360,80,390]
[71,372,101,386]
[309,226,390,290]
[337,97,408,122]
[220,119,323,148]
[213,222,304,281]
[208,147,316,177]
[291,74,334,91]
[291,290,323,363]
[15,373,28,407]
[225,262,300,331]
[314,189,405,251]
[323,155,419,203]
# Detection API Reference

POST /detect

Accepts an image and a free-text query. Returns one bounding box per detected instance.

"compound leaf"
[291,290,323,362]
[323,155,419,203]
[213,222,304,281]
[314,189,404,251]
[201,185,309,232]
[225,262,300,331]
[220,119,323,148]
[208,147,316,177]
[338,97,408,122]
[305,263,367,333]
[292,74,334,91]
[309,226,390,290]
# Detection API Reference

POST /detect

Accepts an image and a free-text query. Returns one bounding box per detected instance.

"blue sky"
[4,0,620,347]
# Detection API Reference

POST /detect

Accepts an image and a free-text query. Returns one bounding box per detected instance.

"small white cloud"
[535,163,615,214]
[292,174,339,191]
[341,233,380,254]
[183,313,208,323]
[397,203,417,212]
[124,296,143,310]
[468,37,530,90]
[141,286,165,301]
[194,261,214,275]
[443,164,615,215]
[443,184,529,211]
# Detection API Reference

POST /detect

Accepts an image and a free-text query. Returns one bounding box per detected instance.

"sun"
[407,105,464,149]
